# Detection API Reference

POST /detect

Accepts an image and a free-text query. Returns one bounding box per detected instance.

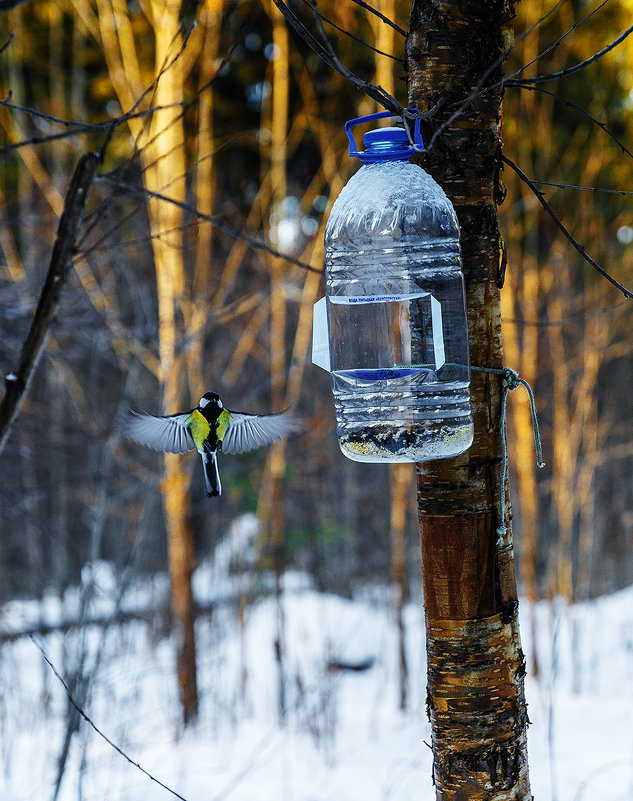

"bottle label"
[329,293,423,305]
[312,292,446,376]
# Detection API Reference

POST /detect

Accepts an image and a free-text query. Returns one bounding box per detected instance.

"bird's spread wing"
[124,411,195,454]
[221,411,301,454]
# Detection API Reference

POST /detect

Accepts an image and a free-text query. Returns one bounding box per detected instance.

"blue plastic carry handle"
[344,109,423,158]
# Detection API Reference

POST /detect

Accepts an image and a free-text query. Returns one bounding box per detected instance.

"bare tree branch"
[273,0,401,113]
[31,637,191,801]
[0,31,14,52]
[506,23,633,86]
[426,0,612,151]
[0,152,100,456]
[96,174,323,273]
[530,180,633,196]
[502,154,633,299]
[0,97,107,130]
[421,0,568,152]
[0,127,97,155]
[0,24,217,158]
[505,0,611,84]
[348,0,407,36]
[505,83,633,160]
[300,0,404,61]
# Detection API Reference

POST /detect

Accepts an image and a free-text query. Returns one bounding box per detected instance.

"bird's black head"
[198,392,223,421]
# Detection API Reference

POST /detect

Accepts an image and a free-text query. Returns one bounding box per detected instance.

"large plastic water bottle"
[313,110,474,463]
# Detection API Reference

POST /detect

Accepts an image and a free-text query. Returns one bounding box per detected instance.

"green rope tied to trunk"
[472,366,545,545]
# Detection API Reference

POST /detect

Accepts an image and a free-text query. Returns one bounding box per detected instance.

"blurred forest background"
[0,0,632,691]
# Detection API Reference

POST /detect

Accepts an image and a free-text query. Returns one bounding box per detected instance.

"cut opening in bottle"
[327,292,446,379]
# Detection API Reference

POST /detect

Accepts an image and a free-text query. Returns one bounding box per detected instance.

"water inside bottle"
[327,292,446,376]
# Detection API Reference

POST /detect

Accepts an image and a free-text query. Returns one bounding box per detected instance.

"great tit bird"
[124,392,301,498]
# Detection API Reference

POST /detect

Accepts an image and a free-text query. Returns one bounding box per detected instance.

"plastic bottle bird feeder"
[312,110,474,463]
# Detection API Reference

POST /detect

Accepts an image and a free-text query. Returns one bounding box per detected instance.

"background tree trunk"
[257,0,290,724]
[92,0,202,724]
[389,461,410,711]
[407,0,532,797]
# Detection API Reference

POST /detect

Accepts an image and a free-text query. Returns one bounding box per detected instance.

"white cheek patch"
[199,397,209,409]
[217,400,223,409]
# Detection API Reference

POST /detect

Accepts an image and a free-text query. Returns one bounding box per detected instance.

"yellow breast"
[216,409,231,441]
[188,409,211,450]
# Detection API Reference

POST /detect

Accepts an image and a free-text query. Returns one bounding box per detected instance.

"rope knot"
[502,367,521,390]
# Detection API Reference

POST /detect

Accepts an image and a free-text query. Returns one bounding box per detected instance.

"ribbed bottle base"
[332,374,474,463]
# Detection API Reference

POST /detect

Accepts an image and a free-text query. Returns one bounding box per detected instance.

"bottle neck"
[359,146,414,164]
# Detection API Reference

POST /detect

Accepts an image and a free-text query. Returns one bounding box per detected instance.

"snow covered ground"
[1,514,632,801]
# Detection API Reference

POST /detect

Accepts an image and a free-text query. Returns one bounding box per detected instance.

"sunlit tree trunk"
[501,262,540,676]
[389,462,410,710]
[547,291,573,602]
[407,0,532,796]
[92,0,202,724]
[370,0,412,712]
[189,0,224,400]
[145,0,198,724]
[257,0,290,724]
[503,9,545,645]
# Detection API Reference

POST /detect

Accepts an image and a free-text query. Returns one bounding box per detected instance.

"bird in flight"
[124,392,301,497]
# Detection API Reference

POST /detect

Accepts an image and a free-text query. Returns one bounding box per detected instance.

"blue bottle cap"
[362,126,411,162]
[345,110,423,163]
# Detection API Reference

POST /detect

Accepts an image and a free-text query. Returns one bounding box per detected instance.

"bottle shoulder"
[325,161,459,245]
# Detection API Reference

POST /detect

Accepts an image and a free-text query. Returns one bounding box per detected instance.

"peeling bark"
[407,0,531,797]
[426,616,530,799]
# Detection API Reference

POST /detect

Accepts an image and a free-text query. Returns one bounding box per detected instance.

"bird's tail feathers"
[203,451,221,498]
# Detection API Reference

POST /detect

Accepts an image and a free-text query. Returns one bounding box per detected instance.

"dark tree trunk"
[407,0,532,797]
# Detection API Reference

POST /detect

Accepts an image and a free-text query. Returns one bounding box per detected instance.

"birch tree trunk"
[407,1,532,797]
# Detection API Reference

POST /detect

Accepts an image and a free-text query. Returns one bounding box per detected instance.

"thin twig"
[506,0,611,84]
[428,0,611,149]
[502,155,633,299]
[97,175,322,273]
[422,0,566,152]
[0,31,14,53]
[0,25,228,160]
[80,32,247,265]
[77,30,233,254]
[310,0,339,63]
[506,22,633,86]
[0,128,97,155]
[505,83,633,160]
[273,0,401,113]
[0,37,229,138]
[0,98,195,157]
[530,180,633,196]
[79,131,241,254]
[124,22,197,126]
[348,0,407,36]
[31,637,191,801]
[300,0,403,61]
[0,98,108,130]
